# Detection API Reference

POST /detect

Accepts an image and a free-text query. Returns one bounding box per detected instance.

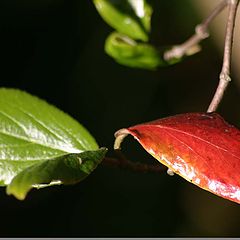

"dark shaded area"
[0,0,240,237]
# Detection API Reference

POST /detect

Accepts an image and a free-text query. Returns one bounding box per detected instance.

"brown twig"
[207,0,239,112]
[164,0,228,61]
[102,151,167,174]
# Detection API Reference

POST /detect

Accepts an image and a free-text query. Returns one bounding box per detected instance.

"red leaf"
[114,112,240,204]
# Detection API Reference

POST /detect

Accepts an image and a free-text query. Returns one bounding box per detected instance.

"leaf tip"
[6,186,27,201]
[98,147,108,157]
[114,128,130,150]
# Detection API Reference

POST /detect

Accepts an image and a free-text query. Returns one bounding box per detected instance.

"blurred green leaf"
[105,32,164,70]
[7,148,107,200]
[0,88,106,199]
[93,0,152,41]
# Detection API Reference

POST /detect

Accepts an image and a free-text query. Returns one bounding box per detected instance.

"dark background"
[0,0,240,237]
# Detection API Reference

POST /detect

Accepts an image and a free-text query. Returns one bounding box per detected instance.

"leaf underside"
[115,112,240,205]
[7,148,107,200]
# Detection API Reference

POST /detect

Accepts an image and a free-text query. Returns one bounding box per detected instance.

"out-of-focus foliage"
[93,0,168,69]
[93,0,196,70]
[93,0,152,41]
[105,32,163,70]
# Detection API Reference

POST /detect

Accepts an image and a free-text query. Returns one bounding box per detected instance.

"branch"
[102,150,167,174]
[164,0,228,61]
[207,0,239,112]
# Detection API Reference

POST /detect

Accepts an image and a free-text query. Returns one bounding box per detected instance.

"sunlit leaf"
[0,88,106,199]
[114,112,240,205]
[93,0,152,41]
[105,32,163,70]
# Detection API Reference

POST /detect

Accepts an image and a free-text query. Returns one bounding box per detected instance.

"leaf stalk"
[207,0,239,112]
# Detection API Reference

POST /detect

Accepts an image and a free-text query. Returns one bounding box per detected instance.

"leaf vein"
[153,125,240,161]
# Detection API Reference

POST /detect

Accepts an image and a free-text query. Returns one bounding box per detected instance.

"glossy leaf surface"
[93,0,152,41]
[115,113,240,204]
[105,32,163,70]
[0,88,105,199]
[7,148,107,200]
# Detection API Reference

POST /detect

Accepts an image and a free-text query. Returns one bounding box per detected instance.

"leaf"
[0,88,106,199]
[105,34,189,69]
[105,32,164,70]
[7,148,107,200]
[93,0,152,41]
[114,112,240,204]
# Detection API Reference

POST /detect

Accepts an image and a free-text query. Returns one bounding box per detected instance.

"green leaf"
[105,32,164,70]
[93,0,152,41]
[7,148,107,200]
[0,88,106,199]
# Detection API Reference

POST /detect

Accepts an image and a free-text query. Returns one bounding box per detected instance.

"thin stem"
[207,0,239,112]
[102,153,167,174]
[164,0,228,60]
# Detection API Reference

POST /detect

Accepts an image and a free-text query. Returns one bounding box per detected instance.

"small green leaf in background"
[93,0,152,42]
[105,32,164,70]
[0,88,106,200]
[128,0,152,34]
